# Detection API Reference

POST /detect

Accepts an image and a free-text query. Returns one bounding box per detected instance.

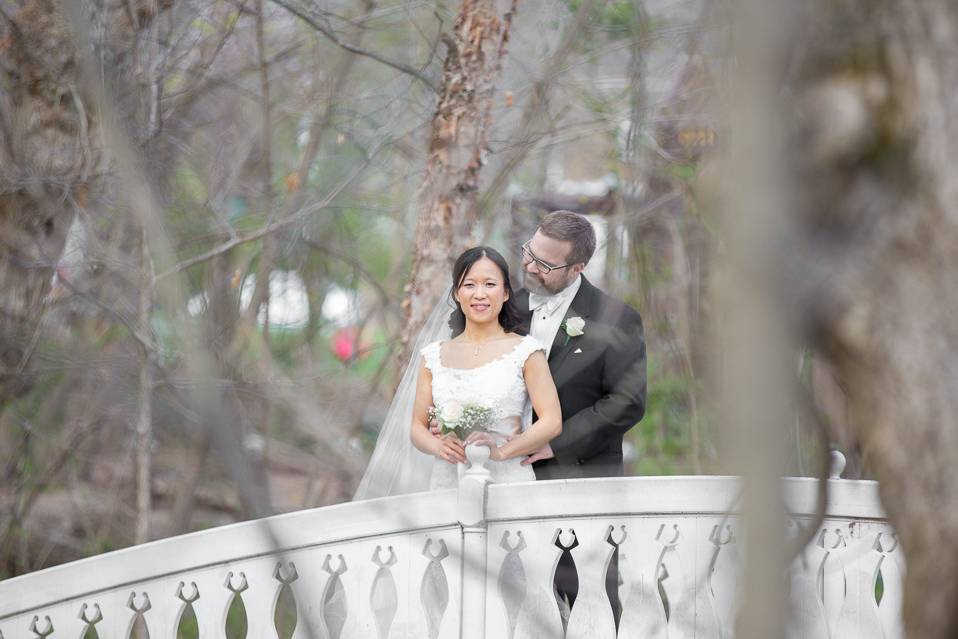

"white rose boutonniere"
[561,316,586,346]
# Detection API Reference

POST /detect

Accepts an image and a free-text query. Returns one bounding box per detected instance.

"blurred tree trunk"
[0,0,172,407]
[0,1,91,404]
[401,0,519,359]
[788,1,958,635]
[240,0,276,336]
[718,1,794,637]
[134,228,154,544]
[302,263,327,350]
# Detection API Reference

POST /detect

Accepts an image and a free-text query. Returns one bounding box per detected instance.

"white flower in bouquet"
[434,401,494,440]
[441,401,463,423]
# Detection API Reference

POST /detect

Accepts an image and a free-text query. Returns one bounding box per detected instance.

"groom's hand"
[522,443,555,465]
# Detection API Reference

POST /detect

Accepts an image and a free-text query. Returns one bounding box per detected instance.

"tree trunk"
[170,434,210,535]
[785,1,958,636]
[0,0,172,407]
[401,0,519,359]
[717,0,794,637]
[241,0,276,334]
[134,228,154,544]
[0,1,89,404]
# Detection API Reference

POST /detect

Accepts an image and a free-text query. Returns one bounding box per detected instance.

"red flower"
[331,327,361,362]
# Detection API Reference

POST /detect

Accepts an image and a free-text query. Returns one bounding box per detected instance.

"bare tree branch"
[239,0,277,329]
[153,139,385,283]
[477,0,602,229]
[268,0,438,92]
[300,237,397,315]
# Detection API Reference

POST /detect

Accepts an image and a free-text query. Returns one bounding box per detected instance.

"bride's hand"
[433,434,466,464]
[465,432,503,461]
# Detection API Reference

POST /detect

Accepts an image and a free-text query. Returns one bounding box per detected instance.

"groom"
[515,210,647,480]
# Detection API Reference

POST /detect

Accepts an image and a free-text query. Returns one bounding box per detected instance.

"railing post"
[829,449,847,479]
[458,444,493,639]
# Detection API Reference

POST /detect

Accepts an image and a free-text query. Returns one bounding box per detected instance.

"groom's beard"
[523,269,572,296]
[522,270,551,295]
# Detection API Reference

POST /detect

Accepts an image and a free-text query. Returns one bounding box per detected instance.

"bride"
[354,246,562,498]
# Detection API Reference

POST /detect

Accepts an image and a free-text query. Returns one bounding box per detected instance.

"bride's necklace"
[463,332,507,357]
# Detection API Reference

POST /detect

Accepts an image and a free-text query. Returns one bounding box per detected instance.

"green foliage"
[580,90,617,119]
[225,593,248,639]
[627,356,706,475]
[565,0,640,34]
[173,163,208,204]
[4,371,68,481]
[176,604,198,639]
[274,585,298,639]
[150,311,180,367]
[669,162,698,183]
[91,535,119,555]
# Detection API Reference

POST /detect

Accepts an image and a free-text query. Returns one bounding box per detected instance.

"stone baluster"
[564,523,617,639]
[459,444,493,639]
[618,520,668,637]
[785,526,829,639]
[191,571,235,639]
[875,532,904,639]
[832,528,884,639]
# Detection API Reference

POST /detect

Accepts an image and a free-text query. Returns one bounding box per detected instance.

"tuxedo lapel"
[548,277,596,373]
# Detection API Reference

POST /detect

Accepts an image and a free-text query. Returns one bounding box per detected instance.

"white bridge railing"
[0,457,902,638]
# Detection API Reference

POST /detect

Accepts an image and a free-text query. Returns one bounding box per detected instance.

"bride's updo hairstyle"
[448,246,527,337]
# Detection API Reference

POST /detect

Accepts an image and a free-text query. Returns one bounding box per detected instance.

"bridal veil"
[353,292,454,500]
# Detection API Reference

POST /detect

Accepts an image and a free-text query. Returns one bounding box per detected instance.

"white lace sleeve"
[420,341,442,373]
[514,335,545,368]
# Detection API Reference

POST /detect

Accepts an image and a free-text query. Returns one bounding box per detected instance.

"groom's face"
[522,230,582,295]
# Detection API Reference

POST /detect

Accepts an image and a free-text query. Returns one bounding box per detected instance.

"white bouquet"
[428,401,494,440]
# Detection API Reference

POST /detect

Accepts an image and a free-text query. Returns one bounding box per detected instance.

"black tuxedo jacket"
[516,277,647,480]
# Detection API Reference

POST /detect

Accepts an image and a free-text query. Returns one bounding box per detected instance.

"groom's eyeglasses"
[521,241,574,275]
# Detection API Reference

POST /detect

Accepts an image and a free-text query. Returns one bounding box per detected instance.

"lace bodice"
[421,335,544,430]
[422,335,544,489]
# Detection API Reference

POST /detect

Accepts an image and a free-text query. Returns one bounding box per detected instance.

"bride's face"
[455,257,510,325]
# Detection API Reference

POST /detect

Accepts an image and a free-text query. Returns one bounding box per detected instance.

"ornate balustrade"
[0,458,902,638]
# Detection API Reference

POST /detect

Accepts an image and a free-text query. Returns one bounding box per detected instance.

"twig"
[240,0,277,329]
[153,145,381,283]
[69,85,93,181]
[0,415,102,563]
[54,269,156,357]
[268,0,438,92]
[299,238,396,313]
[476,0,600,230]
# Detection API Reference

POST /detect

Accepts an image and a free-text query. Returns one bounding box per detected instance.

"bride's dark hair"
[448,246,527,337]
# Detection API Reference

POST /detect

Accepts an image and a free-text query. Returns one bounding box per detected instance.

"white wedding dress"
[421,334,544,489]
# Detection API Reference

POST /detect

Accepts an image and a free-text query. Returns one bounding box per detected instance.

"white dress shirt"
[528,275,582,359]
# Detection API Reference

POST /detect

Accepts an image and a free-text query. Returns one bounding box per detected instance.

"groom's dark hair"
[539,210,596,266]
[448,246,527,337]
